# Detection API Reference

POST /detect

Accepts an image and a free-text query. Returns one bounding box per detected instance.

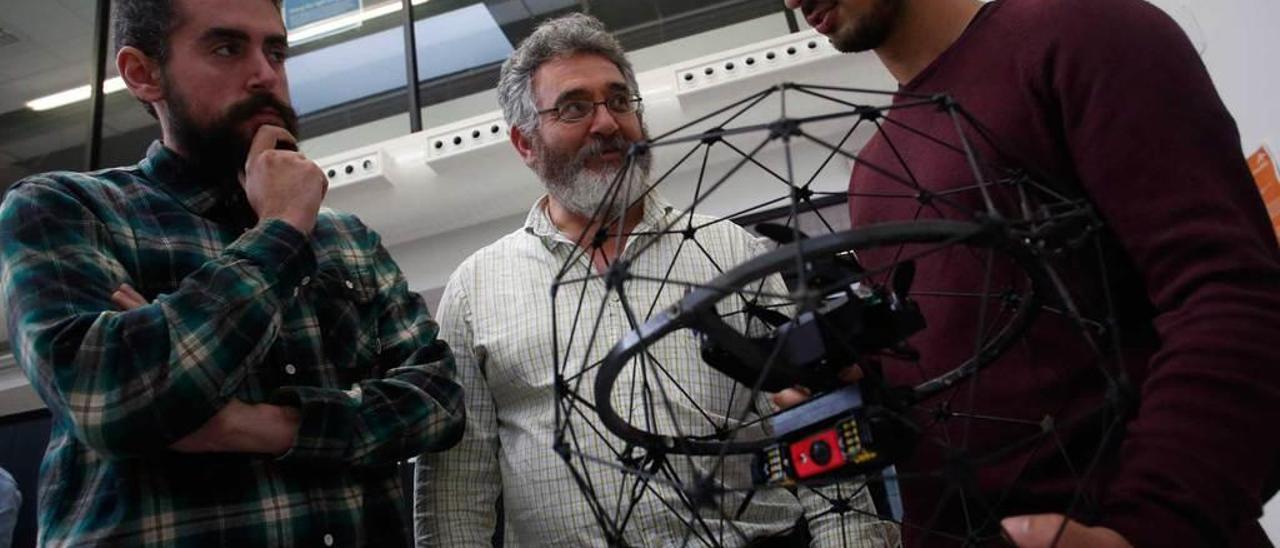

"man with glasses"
[414,13,898,548]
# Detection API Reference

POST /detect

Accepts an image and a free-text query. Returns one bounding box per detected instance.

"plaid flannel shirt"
[0,142,464,547]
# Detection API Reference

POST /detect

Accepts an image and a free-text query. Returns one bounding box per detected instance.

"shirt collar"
[138,140,243,217]
[524,193,676,250]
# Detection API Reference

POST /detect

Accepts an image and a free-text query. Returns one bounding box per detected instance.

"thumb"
[769,386,810,410]
[1002,514,1131,548]
[244,124,295,172]
[1002,515,1056,547]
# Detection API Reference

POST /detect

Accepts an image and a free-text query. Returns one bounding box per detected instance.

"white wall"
[389,210,527,295]
[1150,0,1280,154]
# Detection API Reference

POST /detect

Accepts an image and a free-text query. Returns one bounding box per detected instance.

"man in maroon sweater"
[783,0,1280,546]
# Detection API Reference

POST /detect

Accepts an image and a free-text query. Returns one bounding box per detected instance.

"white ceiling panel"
[0,64,102,114]
[0,0,93,54]
[54,0,98,23]
[0,0,99,114]
[1,123,86,161]
[0,40,67,82]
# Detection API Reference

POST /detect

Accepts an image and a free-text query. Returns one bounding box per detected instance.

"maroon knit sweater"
[849,0,1280,545]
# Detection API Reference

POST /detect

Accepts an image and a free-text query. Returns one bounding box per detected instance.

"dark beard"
[166,83,299,185]
[829,0,903,53]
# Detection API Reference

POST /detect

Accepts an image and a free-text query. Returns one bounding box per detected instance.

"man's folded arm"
[270,220,465,467]
[0,178,315,457]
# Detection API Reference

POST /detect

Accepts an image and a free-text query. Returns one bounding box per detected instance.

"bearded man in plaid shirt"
[0,0,464,545]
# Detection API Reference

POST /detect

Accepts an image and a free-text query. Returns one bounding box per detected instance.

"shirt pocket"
[310,262,382,384]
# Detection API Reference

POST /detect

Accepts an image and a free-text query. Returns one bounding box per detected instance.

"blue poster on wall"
[283,0,363,31]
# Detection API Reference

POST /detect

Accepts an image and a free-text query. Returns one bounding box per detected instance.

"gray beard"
[547,159,652,220]
[536,136,654,220]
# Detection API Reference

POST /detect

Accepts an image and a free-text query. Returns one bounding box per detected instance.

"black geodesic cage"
[549,82,1132,547]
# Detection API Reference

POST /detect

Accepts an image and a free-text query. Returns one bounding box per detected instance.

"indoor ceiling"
[0,0,145,187]
[0,0,106,115]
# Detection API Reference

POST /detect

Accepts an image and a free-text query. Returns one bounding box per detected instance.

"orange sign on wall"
[1249,145,1280,242]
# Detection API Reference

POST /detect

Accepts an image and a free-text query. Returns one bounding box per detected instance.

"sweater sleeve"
[1046,0,1280,544]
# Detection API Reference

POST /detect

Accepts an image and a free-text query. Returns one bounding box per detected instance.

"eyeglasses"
[537,94,643,124]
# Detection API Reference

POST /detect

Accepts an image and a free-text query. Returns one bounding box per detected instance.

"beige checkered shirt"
[415,195,899,547]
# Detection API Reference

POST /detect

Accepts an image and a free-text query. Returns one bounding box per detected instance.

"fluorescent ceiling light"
[26,77,127,111]
[25,0,429,112]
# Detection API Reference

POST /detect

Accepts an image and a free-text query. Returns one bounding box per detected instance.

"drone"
[550,82,1128,547]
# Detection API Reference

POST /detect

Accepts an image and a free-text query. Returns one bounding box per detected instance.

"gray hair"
[497,13,640,135]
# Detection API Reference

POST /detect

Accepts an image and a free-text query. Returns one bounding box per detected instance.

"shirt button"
[301,276,311,286]
[344,280,355,289]
[323,533,334,546]
[284,364,297,375]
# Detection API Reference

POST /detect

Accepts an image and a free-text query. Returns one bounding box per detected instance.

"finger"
[838,365,865,383]
[1001,514,1132,548]
[770,386,811,410]
[110,291,134,310]
[111,285,147,310]
[271,127,299,151]
[112,292,145,310]
[272,134,299,152]
[1002,514,1070,548]
[119,283,146,303]
[783,0,802,9]
[245,125,296,170]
